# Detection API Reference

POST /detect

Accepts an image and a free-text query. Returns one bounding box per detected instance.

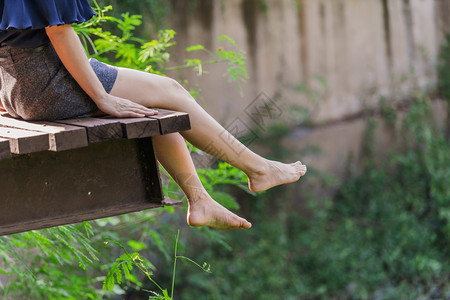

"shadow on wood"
[0,110,190,236]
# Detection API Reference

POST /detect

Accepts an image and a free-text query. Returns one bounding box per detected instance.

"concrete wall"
[164,0,449,181]
[167,0,450,125]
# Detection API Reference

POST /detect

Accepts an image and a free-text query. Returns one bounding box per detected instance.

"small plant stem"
[111,240,166,294]
[171,230,180,300]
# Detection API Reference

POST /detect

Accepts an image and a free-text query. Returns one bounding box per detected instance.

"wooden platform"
[0,109,190,236]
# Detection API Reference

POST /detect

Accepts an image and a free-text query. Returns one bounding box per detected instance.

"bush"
[1,3,249,299]
[175,96,450,299]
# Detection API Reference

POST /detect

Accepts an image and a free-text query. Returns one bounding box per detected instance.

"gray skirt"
[0,42,118,121]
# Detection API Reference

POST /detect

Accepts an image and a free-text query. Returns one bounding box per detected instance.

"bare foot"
[247,159,307,193]
[187,191,252,230]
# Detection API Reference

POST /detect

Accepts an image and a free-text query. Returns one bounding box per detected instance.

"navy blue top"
[0,0,96,48]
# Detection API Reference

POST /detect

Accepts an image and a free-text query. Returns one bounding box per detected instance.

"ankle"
[186,188,209,204]
[245,159,269,178]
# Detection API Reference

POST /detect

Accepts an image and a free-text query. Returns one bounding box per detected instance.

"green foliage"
[74,5,248,87]
[437,34,450,138]
[102,244,160,296]
[174,96,450,299]
[164,35,249,94]
[75,8,176,74]
[95,0,216,32]
[95,0,171,32]
[312,96,450,298]
[103,231,210,300]
[438,34,450,100]
[1,3,250,299]
[216,36,249,92]
[0,224,102,299]
[6,2,448,299]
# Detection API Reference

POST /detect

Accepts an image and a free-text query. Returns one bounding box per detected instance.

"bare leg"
[153,133,251,230]
[110,68,307,192]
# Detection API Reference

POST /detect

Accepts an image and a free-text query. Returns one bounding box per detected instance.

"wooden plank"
[0,203,166,236]
[136,137,164,201]
[55,117,123,143]
[0,116,88,152]
[0,138,11,160]
[0,138,165,236]
[0,126,49,154]
[148,109,191,135]
[107,117,160,139]
[162,197,183,206]
[0,198,182,236]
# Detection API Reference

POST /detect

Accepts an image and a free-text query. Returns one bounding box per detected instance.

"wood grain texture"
[0,198,182,236]
[148,109,191,135]
[111,117,160,139]
[0,109,191,235]
[0,138,164,236]
[0,116,88,151]
[0,126,49,154]
[136,137,164,200]
[55,117,123,143]
[0,202,165,236]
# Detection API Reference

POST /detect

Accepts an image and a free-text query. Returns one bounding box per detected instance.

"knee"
[165,77,196,103]
[166,77,183,91]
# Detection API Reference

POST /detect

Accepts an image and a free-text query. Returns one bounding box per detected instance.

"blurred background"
[1,0,449,299]
[108,1,449,299]
[107,0,450,178]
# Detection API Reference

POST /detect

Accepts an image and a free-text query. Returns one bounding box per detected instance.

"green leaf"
[209,191,240,210]
[186,45,205,52]
[218,35,237,47]
[162,289,170,299]
[127,240,147,252]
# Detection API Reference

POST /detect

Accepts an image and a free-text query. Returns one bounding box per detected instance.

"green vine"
[103,230,210,299]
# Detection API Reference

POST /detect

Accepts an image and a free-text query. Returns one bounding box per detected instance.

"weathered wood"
[0,138,11,160]
[0,109,190,235]
[0,126,49,154]
[136,137,164,200]
[0,138,166,236]
[148,109,191,135]
[0,116,88,151]
[0,199,182,236]
[55,117,123,143]
[113,117,160,139]
[47,123,88,152]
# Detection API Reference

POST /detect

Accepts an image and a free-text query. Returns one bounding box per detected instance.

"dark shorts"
[0,42,118,121]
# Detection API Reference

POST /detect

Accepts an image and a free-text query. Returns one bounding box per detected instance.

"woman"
[0,0,307,230]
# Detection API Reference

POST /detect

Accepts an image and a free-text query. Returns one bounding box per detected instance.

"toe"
[240,220,252,229]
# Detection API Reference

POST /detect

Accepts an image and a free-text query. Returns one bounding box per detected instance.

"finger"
[116,106,151,118]
[132,108,158,116]
[132,103,158,115]
[144,110,158,116]
[119,111,146,118]
[137,106,158,114]
[127,112,146,118]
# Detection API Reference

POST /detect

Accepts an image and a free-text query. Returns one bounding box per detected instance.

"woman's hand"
[96,94,158,118]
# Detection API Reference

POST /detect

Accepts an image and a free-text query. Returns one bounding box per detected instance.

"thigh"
[109,67,195,110]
